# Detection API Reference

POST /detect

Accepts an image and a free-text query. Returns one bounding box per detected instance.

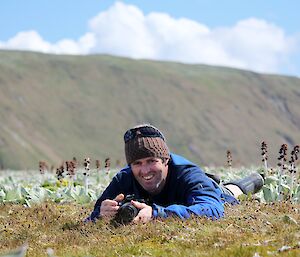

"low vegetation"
[0,143,299,256]
[0,200,299,256]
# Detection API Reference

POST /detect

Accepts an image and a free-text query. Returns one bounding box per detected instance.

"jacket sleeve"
[152,167,225,220]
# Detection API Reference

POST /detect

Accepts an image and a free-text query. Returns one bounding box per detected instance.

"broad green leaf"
[0,189,5,200]
[264,176,278,185]
[5,186,23,202]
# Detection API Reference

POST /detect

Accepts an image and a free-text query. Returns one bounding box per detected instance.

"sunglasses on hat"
[123,125,165,143]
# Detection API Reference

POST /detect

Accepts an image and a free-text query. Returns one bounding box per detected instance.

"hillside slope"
[0,50,299,169]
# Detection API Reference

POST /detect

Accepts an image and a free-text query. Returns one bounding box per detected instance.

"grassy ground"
[0,199,299,257]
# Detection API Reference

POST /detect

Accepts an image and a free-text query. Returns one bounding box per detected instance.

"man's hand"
[131,200,153,223]
[100,193,124,218]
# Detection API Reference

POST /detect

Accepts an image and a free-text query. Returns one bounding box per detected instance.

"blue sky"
[1,0,299,77]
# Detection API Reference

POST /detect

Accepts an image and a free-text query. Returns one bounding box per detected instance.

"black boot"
[205,172,221,184]
[225,173,264,195]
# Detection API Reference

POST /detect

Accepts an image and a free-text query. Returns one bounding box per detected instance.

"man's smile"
[142,174,155,181]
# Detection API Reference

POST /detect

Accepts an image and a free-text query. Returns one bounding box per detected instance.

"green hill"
[0,50,299,169]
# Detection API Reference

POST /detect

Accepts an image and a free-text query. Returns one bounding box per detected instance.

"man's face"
[131,157,169,195]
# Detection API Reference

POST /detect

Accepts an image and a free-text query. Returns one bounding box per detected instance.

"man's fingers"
[113,193,125,202]
[100,195,126,218]
[133,215,143,223]
[101,211,118,219]
[131,200,147,209]
[102,199,119,207]
[101,204,119,211]
[102,209,118,215]
[100,204,119,216]
[131,202,153,224]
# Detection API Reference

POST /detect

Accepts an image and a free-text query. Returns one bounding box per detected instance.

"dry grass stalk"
[277,144,288,201]
[83,158,90,176]
[289,145,299,200]
[83,157,90,194]
[261,141,268,177]
[38,161,48,175]
[226,150,232,172]
[95,159,101,171]
[105,158,111,174]
[56,163,64,181]
[66,160,76,187]
[72,157,78,168]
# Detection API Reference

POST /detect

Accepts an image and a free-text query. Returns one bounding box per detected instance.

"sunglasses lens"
[123,130,133,142]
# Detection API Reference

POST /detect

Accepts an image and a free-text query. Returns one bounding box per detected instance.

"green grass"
[1,200,299,257]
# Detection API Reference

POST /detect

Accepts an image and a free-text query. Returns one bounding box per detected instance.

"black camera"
[111,194,148,226]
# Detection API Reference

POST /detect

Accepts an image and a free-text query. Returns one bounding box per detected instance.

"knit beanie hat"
[124,124,170,164]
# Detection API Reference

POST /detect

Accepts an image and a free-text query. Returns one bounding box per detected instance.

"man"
[86,124,264,223]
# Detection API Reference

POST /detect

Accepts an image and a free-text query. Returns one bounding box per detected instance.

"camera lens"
[116,202,139,225]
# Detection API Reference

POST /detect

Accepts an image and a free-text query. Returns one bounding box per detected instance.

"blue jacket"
[87,153,237,221]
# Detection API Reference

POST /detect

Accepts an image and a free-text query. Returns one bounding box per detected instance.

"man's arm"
[152,196,224,220]
[152,167,225,220]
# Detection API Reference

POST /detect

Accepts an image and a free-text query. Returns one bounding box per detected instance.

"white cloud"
[0,30,52,52]
[88,2,156,58]
[0,1,298,75]
[0,30,95,55]
[212,18,296,71]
